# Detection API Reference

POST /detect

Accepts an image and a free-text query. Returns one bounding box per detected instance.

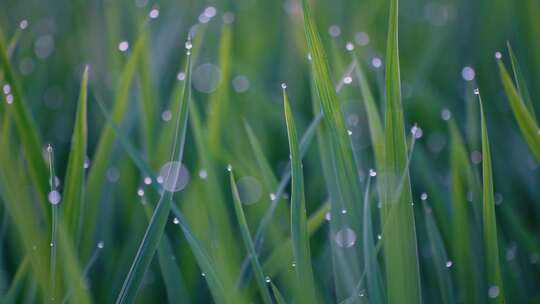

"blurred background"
[1,0,539,303]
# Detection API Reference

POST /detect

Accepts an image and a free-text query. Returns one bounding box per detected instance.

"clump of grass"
[1,0,540,303]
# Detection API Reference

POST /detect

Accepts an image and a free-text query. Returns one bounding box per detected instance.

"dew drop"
[347,130,353,135]
[97,241,104,249]
[176,72,186,81]
[137,188,145,197]
[461,66,475,81]
[335,228,357,248]
[144,177,152,185]
[420,193,428,201]
[199,169,208,179]
[495,51,502,60]
[185,39,193,50]
[201,272,206,277]
[345,42,354,51]
[149,8,160,19]
[445,260,453,268]
[325,212,331,221]
[173,217,180,225]
[371,57,382,68]
[3,84,11,94]
[307,53,312,61]
[84,156,90,169]
[411,125,423,139]
[227,164,232,172]
[488,285,500,298]
[48,190,61,205]
[281,83,287,89]
[343,76,352,84]
[377,234,382,240]
[473,88,480,95]
[291,262,296,267]
[19,19,28,29]
[270,193,277,201]
[369,169,377,177]
[5,94,13,104]
[161,110,172,121]
[341,209,347,214]
[118,41,129,52]
[265,276,271,283]
[441,108,452,121]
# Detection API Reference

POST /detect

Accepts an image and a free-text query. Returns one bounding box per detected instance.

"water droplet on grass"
[48,190,61,205]
[118,41,129,52]
[97,241,104,249]
[445,260,453,268]
[199,169,208,179]
[420,193,428,201]
[488,285,500,298]
[173,217,180,225]
[335,228,356,248]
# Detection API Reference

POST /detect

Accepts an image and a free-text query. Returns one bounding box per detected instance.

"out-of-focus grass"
[1,0,540,303]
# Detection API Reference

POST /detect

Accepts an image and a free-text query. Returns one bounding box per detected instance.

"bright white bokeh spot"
[173,217,180,225]
[177,72,186,81]
[355,32,369,46]
[5,94,13,104]
[445,260,453,268]
[411,125,423,139]
[420,193,428,201]
[341,209,347,214]
[369,169,377,177]
[97,241,104,249]
[84,156,90,169]
[199,169,208,179]
[328,25,341,37]
[137,188,144,197]
[488,285,500,298]
[236,176,262,205]
[204,6,217,18]
[159,161,190,192]
[371,57,382,68]
[335,228,357,248]
[325,212,331,221]
[473,88,480,95]
[48,190,61,205]
[232,75,250,93]
[118,41,129,52]
[343,76,352,84]
[19,19,28,29]
[149,8,160,19]
[281,83,287,89]
[3,84,11,94]
[144,177,152,185]
[345,42,354,51]
[461,66,475,81]
[265,276,271,283]
[193,64,221,93]
[495,51,502,60]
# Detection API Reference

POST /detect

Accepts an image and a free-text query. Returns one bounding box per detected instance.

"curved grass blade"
[83,34,144,255]
[138,29,158,153]
[283,87,318,304]
[506,42,535,118]
[62,66,88,244]
[497,55,540,163]
[380,0,422,302]
[421,201,456,304]
[61,241,103,304]
[229,169,273,304]
[449,121,480,304]
[46,145,60,303]
[477,91,505,303]
[115,41,192,304]
[362,176,385,304]
[301,0,363,298]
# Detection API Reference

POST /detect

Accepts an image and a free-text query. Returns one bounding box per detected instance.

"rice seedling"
[1,0,540,303]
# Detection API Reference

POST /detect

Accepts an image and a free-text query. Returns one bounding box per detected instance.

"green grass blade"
[138,29,158,153]
[380,0,422,302]
[449,121,480,304]
[477,92,505,303]
[0,36,49,217]
[115,41,192,304]
[283,87,318,304]
[270,282,287,304]
[141,203,190,304]
[497,55,540,163]
[362,176,385,304]
[229,169,273,304]
[207,24,232,156]
[421,201,456,304]
[301,0,364,298]
[506,42,535,118]
[62,66,88,243]
[83,34,144,255]
[4,255,30,303]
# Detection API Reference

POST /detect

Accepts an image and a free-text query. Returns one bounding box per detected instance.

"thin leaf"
[115,42,192,304]
[380,0,422,302]
[506,42,535,118]
[229,169,273,304]
[62,66,89,243]
[283,88,318,304]
[497,55,540,163]
[270,282,287,304]
[478,92,505,303]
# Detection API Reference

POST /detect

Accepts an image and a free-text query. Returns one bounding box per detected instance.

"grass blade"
[138,29,158,153]
[62,66,89,243]
[477,91,505,302]
[506,42,535,118]
[4,255,30,303]
[283,87,318,304]
[380,0,422,302]
[115,40,192,304]
[270,282,287,304]
[497,53,540,163]
[229,169,273,304]
[421,200,456,304]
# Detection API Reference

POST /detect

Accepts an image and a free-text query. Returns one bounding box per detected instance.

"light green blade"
[478,92,505,303]
[62,66,89,243]
[229,169,273,304]
[283,87,318,304]
[380,0,422,302]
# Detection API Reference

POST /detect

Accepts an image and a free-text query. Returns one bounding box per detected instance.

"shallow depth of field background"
[1,0,540,303]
